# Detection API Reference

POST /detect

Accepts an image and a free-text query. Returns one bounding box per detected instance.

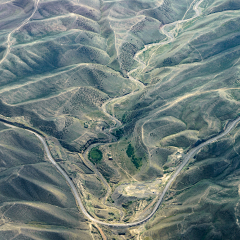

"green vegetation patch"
[113,128,124,139]
[126,143,134,157]
[126,144,142,169]
[88,147,103,164]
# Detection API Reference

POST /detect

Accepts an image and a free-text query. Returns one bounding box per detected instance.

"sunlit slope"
[0,126,92,239]
[0,0,138,152]
[103,0,240,238]
[0,64,136,151]
[100,0,194,72]
[0,0,35,35]
[0,0,198,153]
[110,0,240,177]
[142,122,240,240]
[0,0,240,238]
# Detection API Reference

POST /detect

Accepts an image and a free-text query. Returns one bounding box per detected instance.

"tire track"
[0,0,40,65]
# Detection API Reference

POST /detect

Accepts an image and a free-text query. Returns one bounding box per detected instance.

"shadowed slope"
[0,127,92,239]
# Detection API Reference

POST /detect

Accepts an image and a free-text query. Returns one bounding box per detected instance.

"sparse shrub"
[122,201,133,208]
[122,113,127,123]
[107,196,114,203]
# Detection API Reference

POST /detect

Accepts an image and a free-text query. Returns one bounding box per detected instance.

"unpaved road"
[2,0,234,229]
[0,0,40,65]
[2,115,240,228]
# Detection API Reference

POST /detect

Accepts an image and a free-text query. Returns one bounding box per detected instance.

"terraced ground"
[1,0,240,239]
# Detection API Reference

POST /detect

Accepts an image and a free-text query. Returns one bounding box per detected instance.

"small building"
[107,153,113,160]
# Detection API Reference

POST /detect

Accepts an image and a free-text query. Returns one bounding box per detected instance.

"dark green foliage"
[126,144,134,158]
[131,155,142,169]
[113,128,124,139]
[88,147,103,164]
[163,166,169,170]
[126,144,142,169]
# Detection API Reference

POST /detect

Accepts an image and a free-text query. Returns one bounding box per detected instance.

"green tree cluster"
[126,144,142,169]
[88,147,103,164]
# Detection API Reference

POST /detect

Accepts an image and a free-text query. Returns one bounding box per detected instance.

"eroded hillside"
[1,0,240,239]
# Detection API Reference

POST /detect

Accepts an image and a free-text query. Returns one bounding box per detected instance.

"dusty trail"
[2,0,230,229]
[55,0,207,227]
[0,0,40,65]
[2,111,240,228]
[131,0,205,74]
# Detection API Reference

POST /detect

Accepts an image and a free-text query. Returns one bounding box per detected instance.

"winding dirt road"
[3,114,240,228]
[2,0,236,230]
[0,0,40,65]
